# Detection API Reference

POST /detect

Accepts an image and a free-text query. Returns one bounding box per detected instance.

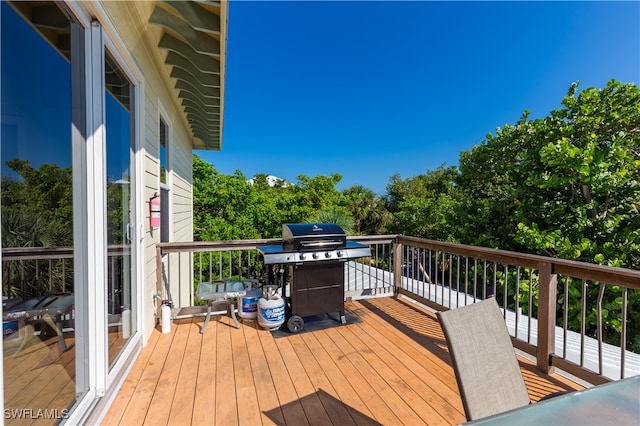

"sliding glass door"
[1,1,77,418]
[2,1,139,421]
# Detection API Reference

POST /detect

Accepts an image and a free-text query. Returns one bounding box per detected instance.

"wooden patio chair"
[437,297,539,421]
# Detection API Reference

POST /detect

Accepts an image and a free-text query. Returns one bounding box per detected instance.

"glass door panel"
[105,51,135,368]
[1,1,76,419]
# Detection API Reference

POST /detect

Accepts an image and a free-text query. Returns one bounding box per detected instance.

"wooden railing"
[2,245,130,314]
[394,236,640,384]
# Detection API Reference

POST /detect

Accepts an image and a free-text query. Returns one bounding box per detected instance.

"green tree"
[1,160,74,297]
[2,159,73,245]
[514,81,640,267]
[193,155,258,241]
[384,165,461,241]
[341,185,387,235]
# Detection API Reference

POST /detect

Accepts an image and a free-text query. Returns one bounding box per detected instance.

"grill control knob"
[312,252,320,259]
[337,250,343,257]
[299,253,306,260]
[325,251,331,258]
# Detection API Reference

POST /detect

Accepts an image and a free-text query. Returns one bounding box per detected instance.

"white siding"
[99,1,196,344]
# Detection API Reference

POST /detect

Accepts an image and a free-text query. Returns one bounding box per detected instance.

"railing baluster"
[621,286,627,379]
[464,257,469,306]
[528,270,533,344]
[597,284,606,376]
[473,258,478,301]
[563,276,569,358]
[503,264,508,319]
[580,279,587,367]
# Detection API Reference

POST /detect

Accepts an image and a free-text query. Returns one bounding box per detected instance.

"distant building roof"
[247,175,289,187]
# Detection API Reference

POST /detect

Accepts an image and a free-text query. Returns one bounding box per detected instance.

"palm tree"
[308,208,355,234]
[342,185,385,234]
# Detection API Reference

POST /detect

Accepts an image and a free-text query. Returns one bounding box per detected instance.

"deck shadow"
[270,310,361,338]
[357,297,453,365]
[263,388,381,426]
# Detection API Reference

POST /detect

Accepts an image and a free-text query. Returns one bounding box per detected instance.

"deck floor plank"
[256,318,309,425]
[144,318,191,425]
[287,333,358,426]
[191,317,218,426]
[351,298,466,421]
[300,330,378,425]
[314,327,404,425]
[231,319,262,426]
[102,297,585,425]
[337,319,457,425]
[116,318,177,425]
[168,320,203,425]
[100,328,161,425]
[215,315,239,425]
[242,320,285,425]
[273,332,334,426]
[325,324,426,425]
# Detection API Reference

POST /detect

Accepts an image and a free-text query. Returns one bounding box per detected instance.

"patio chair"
[437,297,538,421]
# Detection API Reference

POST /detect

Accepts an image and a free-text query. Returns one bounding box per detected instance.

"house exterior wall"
[98,1,196,342]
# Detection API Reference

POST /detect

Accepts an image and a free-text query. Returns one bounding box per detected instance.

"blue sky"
[197,0,640,195]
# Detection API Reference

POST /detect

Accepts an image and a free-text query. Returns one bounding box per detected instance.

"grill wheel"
[287,315,304,333]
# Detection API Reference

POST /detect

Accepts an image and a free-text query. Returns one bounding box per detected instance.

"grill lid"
[283,223,346,251]
[257,223,370,264]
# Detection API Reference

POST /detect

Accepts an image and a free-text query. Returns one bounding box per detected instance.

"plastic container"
[161,303,171,334]
[257,292,285,330]
[238,287,262,321]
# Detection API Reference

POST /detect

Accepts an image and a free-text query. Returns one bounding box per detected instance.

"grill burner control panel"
[258,241,371,265]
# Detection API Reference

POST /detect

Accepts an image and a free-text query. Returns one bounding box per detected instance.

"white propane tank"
[257,291,285,330]
[121,308,131,338]
[238,280,262,321]
[161,303,171,334]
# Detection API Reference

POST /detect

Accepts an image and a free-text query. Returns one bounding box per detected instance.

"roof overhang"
[148,1,227,151]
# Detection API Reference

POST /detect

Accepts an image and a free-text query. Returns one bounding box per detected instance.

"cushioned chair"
[437,297,535,421]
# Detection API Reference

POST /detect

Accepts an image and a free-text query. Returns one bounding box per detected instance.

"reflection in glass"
[160,118,167,184]
[1,1,76,419]
[105,51,135,368]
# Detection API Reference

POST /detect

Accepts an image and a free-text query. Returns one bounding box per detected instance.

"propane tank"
[257,288,285,330]
[161,302,171,334]
[238,279,262,321]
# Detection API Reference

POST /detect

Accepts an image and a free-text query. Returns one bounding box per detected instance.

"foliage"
[193,155,378,240]
[309,207,354,234]
[1,160,74,297]
[384,165,461,241]
[2,159,73,246]
[457,80,640,268]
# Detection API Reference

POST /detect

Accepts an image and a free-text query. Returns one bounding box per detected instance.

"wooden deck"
[102,297,583,425]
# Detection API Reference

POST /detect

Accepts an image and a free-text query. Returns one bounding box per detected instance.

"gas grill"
[258,223,371,332]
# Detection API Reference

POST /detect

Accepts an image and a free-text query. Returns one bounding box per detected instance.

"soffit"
[148,1,227,151]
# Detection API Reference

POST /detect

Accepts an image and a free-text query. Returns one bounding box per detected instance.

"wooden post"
[536,261,557,373]
[393,238,403,296]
